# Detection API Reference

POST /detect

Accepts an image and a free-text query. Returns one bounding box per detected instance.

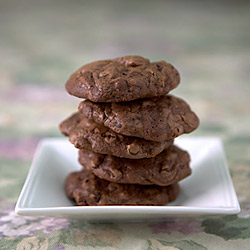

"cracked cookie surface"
[78,145,191,186]
[78,95,199,141]
[65,169,179,205]
[59,112,173,159]
[65,55,180,102]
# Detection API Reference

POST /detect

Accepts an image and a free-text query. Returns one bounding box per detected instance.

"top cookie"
[65,55,180,102]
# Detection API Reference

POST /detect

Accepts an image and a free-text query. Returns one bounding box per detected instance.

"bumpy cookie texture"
[78,145,191,186]
[59,112,173,159]
[79,95,200,142]
[65,169,179,205]
[65,55,180,102]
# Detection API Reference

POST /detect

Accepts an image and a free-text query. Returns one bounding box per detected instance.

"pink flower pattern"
[0,206,70,238]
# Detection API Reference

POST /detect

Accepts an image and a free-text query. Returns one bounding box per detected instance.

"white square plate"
[15,137,240,222]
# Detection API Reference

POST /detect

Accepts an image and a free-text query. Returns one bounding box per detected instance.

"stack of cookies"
[59,56,199,206]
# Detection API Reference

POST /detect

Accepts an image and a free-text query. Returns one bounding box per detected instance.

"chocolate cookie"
[65,169,179,206]
[59,112,173,159]
[65,55,180,102]
[79,95,199,142]
[78,145,191,186]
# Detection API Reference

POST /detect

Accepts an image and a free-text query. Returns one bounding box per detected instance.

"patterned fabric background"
[1,0,250,249]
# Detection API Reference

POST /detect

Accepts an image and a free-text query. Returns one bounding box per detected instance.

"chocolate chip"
[148,75,151,83]
[115,123,122,128]
[160,166,170,173]
[77,197,85,204]
[104,133,116,143]
[128,150,139,156]
[103,112,107,121]
[108,183,119,192]
[130,62,139,67]
[157,65,162,71]
[127,143,140,156]
[90,72,94,82]
[108,169,122,180]
[109,170,115,178]
[94,192,101,203]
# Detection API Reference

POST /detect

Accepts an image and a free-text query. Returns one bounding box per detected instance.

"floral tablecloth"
[1,0,250,249]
